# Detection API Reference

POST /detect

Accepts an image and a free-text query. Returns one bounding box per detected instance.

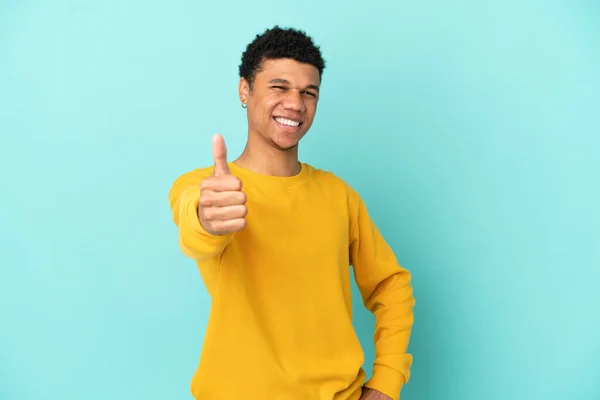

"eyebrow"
[268,78,320,92]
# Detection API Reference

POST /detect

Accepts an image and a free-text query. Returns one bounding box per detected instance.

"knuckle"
[229,176,242,190]
[199,178,212,190]
[202,208,215,220]
[199,194,212,207]
[231,219,245,232]
[210,221,223,232]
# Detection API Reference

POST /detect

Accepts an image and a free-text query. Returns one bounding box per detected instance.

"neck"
[234,133,301,177]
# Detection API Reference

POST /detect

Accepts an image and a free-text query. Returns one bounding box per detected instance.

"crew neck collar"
[228,161,309,188]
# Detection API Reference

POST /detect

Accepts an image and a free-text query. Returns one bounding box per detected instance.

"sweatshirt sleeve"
[348,187,415,400]
[168,169,234,262]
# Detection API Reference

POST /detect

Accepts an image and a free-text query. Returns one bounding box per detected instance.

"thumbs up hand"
[198,134,247,235]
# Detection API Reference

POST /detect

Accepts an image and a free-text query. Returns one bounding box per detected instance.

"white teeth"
[275,118,300,127]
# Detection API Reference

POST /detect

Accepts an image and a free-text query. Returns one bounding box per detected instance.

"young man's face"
[240,58,320,151]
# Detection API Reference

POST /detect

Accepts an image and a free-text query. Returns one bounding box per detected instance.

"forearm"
[347,183,415,399]
[364,269,415,399]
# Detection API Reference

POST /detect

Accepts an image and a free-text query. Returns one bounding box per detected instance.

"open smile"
[273,117,303,128]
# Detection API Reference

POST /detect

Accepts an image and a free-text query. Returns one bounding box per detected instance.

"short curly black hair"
[239,26,326,89]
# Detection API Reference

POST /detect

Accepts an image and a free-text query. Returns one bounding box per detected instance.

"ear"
[239,78,250,104]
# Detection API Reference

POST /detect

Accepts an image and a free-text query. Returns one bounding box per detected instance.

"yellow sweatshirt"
[168,162,415,400]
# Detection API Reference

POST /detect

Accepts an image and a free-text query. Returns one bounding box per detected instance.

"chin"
[272,139,299,151]
[271,134,303,151]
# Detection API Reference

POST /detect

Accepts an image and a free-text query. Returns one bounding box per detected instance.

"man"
[168,26,415,400]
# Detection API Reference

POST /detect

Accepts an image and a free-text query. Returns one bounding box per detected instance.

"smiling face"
[239,58,321,151]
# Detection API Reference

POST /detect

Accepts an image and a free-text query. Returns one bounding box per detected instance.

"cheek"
[263,101,277,114]
[257,98,279,120]
[249,99,271,121]
[306,101,318,119]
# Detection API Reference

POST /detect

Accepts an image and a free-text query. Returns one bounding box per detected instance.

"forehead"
[255,58,320,86]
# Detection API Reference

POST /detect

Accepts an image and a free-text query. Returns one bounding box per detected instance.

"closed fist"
[198,134,247,235]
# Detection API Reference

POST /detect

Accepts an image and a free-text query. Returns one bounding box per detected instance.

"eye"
[303,91,317,98]
[271,86,287,91]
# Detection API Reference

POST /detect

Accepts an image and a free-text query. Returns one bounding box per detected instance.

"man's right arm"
[168,134,247,262]
[168,169,234,262]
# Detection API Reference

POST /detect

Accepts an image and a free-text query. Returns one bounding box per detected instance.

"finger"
[212,218,247,233]
[204,205,247,221]
[200,175,242,192]
[212,134,230,176]
[199,190,246,208]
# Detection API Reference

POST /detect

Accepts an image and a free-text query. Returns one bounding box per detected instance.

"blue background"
[1,1,599,399]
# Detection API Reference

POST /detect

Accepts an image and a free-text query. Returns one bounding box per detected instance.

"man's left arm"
[348,187,415,400]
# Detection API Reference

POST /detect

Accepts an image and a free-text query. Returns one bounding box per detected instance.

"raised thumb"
[212,134,230,176]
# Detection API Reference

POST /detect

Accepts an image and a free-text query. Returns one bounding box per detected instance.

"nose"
[282,90,306,112]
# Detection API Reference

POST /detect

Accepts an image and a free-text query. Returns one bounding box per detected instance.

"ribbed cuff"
[364,365,405,400]
[185,193,207,234]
